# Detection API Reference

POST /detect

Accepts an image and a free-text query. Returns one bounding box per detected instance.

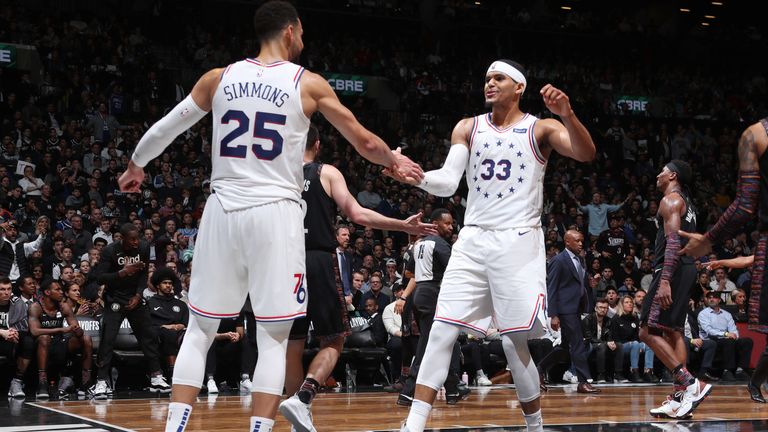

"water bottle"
[345,363,354,390]
[461,372,469,385]
[111,366,119,390]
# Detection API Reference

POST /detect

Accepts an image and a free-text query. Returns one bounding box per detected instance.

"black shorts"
[641,262,697,333]
[289,250,350,341]
[0,338,16,358]
[17,332,35,359]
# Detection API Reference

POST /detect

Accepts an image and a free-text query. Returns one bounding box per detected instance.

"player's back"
[464,113,546,229]
[210,59,309,211]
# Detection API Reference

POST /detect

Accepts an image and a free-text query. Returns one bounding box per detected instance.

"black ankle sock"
[297,378,320,404]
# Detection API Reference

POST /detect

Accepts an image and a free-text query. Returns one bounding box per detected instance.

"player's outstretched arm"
[388,118,471,196]
[680,124,766,257]
[707,255,755,271]
[301,71,422,183]
[535,84,596,162]
[325,164,437,237]
[119,68,222,192]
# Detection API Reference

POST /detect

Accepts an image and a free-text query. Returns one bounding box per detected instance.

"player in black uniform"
[91,223,170,399]
[638,160,710,419]
[279,125,436,432]
[28,279,93,399]
[681,120,768,404]
[397,209,468,407]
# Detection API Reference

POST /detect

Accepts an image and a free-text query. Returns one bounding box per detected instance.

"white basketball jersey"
[463,113,547,229]
[210,59,310,211]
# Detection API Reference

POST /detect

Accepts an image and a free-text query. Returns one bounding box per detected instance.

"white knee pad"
[251,321,292,396]
[172,313,221,387]
[415,321,459,391]
[502,332,540,403]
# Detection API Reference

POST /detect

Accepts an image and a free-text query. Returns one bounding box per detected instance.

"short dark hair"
[335,225,350,236]
[306,123,319,151]
[120,222,139,237]
[431,208,451,221]
[0,276,12,286]
[42,279,61,294]
[595,297,608,305]
[253,1,300,44]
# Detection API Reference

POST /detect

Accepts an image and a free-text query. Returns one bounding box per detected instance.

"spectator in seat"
[683,300,719,382]
[359,274,389,314]
[697,291,753,381]
[383,284,404,388]
[204,312,245,394]
[363,298,387,347]
[583,298,626,383]
[612,295,656,382]
[725,288,748,322]
[709,268,736,295]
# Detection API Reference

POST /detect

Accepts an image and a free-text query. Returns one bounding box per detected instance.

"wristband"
[397,296,407,301]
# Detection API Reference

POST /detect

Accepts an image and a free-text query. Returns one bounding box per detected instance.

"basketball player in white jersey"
[118,2,422,431]
[394,60,596,432]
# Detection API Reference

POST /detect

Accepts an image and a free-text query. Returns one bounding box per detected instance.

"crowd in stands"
[1,0,768,395]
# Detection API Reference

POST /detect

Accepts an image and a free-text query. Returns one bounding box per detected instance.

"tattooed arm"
[680,123,767,256]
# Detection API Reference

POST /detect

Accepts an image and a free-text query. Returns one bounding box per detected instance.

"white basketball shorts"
[434,225,546,337]
[187,195,307,322]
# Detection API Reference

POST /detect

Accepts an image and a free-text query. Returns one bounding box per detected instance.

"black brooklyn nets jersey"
[37,302,64,329]
[303,162,336,252]
[653,190,696,269]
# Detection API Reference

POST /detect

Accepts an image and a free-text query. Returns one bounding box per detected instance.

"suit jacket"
[547,249,594,317]
[337,249,354,297]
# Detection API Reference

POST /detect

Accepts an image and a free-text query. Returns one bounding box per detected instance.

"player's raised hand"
[540,84,573,117]
[387,148,424,185]
[678,230,712,257]
[119,160,145,193]
[402,212,438,236]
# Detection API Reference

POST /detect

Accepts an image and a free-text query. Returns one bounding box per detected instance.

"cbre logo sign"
[0,44,16,67]
[322,73,368,96]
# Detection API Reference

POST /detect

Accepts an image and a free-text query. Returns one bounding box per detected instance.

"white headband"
[487,61,527,93]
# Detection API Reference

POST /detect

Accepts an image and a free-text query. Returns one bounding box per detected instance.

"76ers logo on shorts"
[293,273,307,304]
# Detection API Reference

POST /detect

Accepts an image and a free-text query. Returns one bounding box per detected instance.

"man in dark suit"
[537,230,599,394]
[336,226,354,308]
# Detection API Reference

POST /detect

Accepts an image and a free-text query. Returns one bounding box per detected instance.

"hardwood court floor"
[24,384,768,431]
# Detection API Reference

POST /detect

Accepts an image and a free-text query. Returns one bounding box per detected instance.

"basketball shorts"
[641,262,697,333]
[289,250,350,340]
[434,225,547,338]
[188,196,307,322]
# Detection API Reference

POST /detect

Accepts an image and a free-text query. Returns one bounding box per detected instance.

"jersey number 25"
[219,110,286,160]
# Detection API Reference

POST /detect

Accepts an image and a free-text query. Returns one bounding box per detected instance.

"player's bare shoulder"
[192,67,227,111]
[451,117,476,147]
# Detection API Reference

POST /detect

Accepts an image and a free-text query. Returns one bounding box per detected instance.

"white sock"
[250,416,274,432]
[476,370,486,378]
[165,402,192,432]
[523,409,543,432]
[405,399,432,432]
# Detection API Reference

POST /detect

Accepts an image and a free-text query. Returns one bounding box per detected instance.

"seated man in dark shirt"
[359,274,390,314]
[147,268,188,380]
[364,298,387,347]
[204,311,246,394]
